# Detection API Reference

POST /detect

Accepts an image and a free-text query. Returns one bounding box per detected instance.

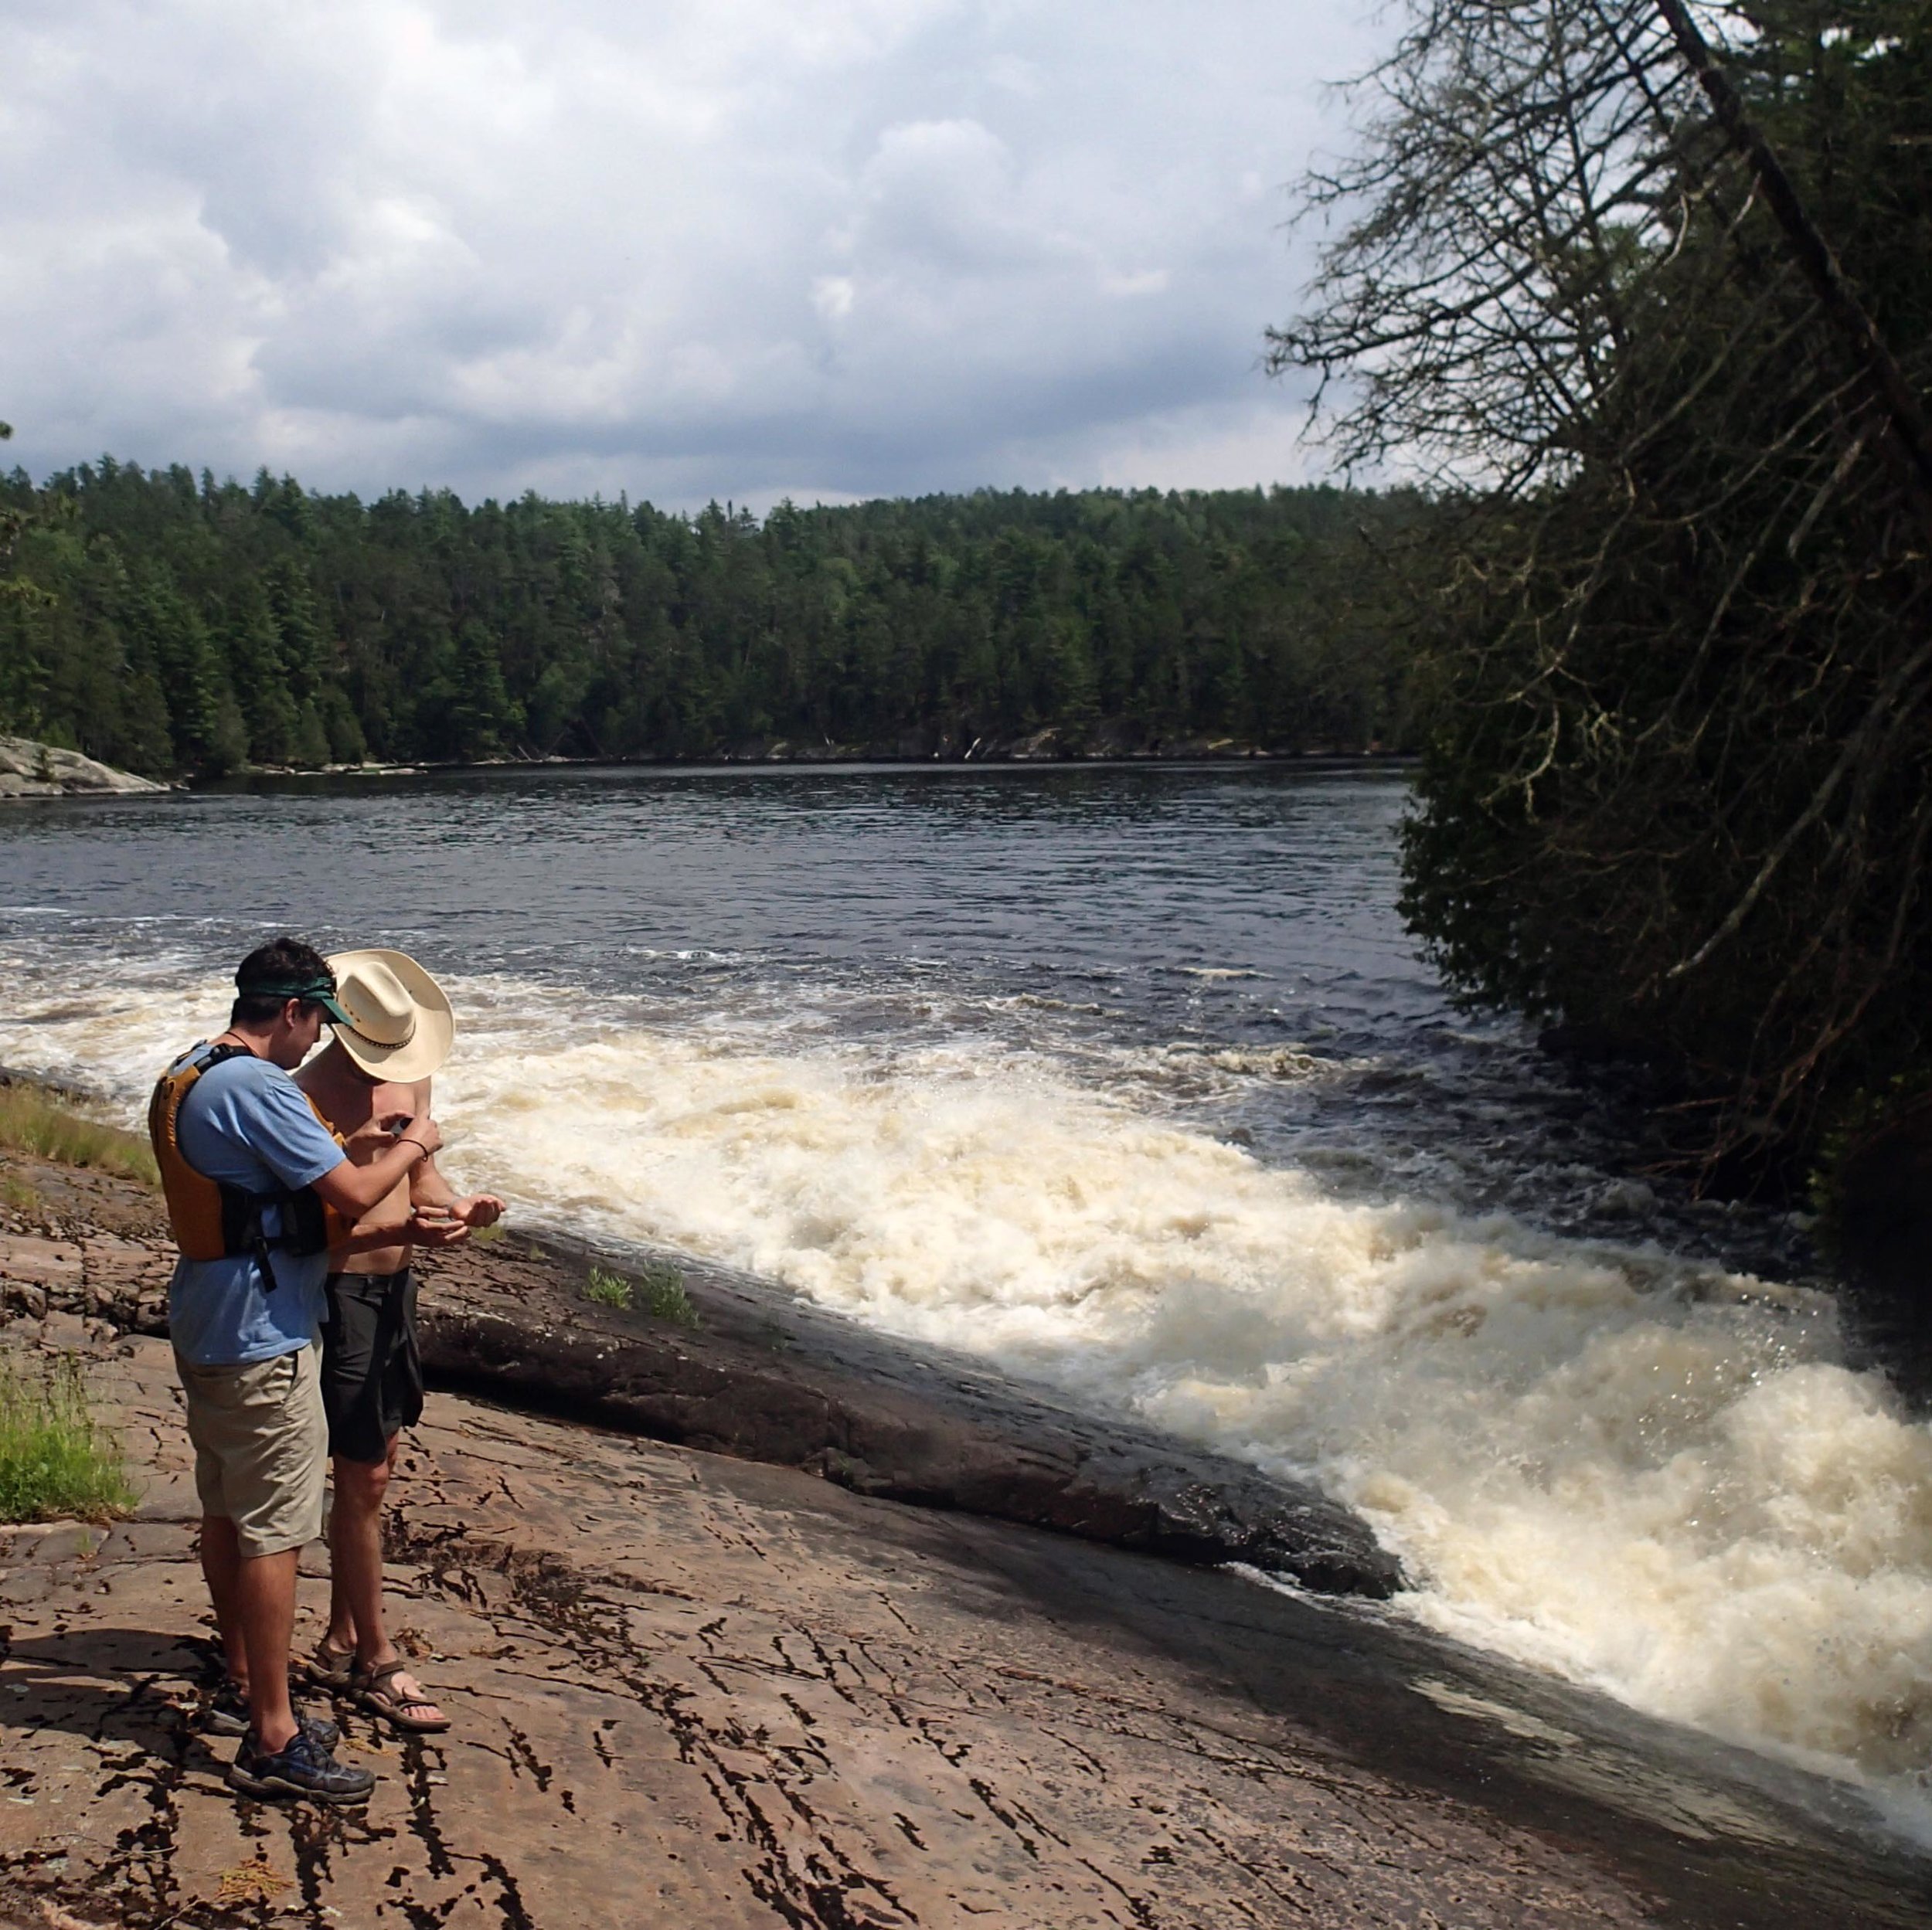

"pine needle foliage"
[0,472,1425,774]
[1273,1,1932,1174]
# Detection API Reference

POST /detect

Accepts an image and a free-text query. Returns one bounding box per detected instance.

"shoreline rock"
[3,1141,1931,1925]
[2,733,1417,804]
[2,1168,1930,1926]
[215,746,1420,782]
[0,736,169,800]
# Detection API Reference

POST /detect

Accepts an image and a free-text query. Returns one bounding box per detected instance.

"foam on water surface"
[5,950,1930,1836]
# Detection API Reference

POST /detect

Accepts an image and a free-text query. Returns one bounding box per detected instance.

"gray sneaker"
[200,1677,250,1737]
[227,1726,374,1806]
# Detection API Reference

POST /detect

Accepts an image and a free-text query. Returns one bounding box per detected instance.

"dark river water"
[1,762,1926,1835]
[0,760,1798,1259]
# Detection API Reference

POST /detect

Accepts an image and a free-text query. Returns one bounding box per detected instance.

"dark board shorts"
[319,1268,423,1466]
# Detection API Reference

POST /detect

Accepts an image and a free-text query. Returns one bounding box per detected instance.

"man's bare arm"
[407,1079,505,1231]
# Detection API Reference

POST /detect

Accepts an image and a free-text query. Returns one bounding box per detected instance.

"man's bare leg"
[202,1516,299,1751]
[328,1438,445,1723]
[326,1438,395,1657]
[199,1514,248,1692]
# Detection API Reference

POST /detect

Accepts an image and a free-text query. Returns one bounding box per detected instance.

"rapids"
[1,763,1927,1837]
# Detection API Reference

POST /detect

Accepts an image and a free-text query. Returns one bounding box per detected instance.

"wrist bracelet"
[400,1137,427,1156]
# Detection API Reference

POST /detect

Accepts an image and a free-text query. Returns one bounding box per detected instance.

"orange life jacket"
[148,1043,346,1284]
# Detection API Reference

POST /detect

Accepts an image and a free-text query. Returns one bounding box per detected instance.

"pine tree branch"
[1651,0,1932,516]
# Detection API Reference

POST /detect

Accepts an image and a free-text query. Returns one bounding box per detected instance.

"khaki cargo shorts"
[174,1344,328,1558]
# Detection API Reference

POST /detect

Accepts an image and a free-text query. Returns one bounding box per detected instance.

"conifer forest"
[0,460,1419,776]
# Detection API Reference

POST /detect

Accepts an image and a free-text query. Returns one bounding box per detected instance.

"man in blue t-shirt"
[160,936,446,1806]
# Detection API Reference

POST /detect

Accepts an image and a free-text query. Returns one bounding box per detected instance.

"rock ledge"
[0,735,168,799]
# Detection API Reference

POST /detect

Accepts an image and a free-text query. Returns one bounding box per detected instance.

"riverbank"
[2,1142,1930,1926]
[0,730,1418,799]
[217,745,1420,784]
[0,739,167,802]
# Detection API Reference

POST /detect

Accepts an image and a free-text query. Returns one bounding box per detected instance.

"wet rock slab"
[3,1309,1930,1930]
[411,1229,1402,1597]
[5,1146,1932,1926]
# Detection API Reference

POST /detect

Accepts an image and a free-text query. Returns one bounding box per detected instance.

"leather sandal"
[305,1636,356,1690]
[354,1657,451,1734]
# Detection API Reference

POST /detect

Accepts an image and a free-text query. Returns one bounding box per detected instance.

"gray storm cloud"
[0,0,1380,507]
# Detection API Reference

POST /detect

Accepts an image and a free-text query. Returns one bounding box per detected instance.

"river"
[2,762,1927,1840]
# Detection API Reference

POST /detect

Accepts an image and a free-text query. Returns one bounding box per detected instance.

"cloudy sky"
[2,0,1383,511]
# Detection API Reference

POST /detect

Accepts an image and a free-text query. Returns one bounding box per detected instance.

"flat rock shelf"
[2,1147,1930,1927]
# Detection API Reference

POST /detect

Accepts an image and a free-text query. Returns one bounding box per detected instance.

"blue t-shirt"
[167,1045,344,1367]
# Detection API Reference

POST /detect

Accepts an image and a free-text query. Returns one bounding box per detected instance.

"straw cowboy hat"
[324,949,454,1083]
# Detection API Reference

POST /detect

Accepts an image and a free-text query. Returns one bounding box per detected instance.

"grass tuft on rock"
[585,1261,699,1329]
[585,1266,632,1309]
[0,1083,158,1189]
[1,1172,46,1218]
[0,1354,138,1523]
[638,1261,699,1328]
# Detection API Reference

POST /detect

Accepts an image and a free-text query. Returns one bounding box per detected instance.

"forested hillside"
[0,462,1420,776]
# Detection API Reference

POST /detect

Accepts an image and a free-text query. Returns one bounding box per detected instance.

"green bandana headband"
[237,973,353,1027]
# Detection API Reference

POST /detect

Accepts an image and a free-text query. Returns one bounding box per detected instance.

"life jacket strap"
[148,1042,343,1284]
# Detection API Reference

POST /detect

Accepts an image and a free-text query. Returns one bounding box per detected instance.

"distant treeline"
[0,461,1423,776]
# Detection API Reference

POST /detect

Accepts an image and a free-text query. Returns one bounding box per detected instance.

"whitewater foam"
[4,955,1930,1831]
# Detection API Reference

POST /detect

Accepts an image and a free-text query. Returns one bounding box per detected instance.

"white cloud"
[0,0,1385,508]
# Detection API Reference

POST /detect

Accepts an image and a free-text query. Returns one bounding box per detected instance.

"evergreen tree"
[1271,0,1932,1167]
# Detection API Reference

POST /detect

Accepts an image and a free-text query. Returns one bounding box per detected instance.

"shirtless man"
[295,950,504,1731]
